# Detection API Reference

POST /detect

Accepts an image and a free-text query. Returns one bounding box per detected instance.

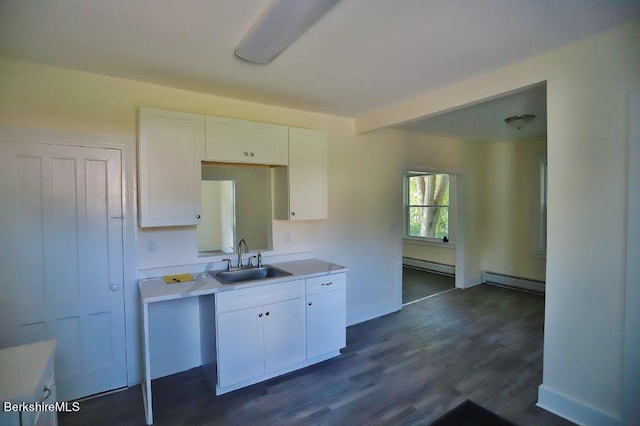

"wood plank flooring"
[59,284,574,426]
[402,267,455,304]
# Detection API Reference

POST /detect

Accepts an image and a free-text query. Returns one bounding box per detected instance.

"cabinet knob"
[265,311,270,316]
[258,313,263,317]
[196,214,201,219]
[250,152,255,157]
[110,284,119,292]
[244,152,249,156]
[308,302,312,306]
[291,211,295,216]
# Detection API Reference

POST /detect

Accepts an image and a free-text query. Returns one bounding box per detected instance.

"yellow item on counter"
[162,274,194,284]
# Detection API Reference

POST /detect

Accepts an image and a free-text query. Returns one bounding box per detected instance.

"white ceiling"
[399,84,547,142]
[0,0,638,121]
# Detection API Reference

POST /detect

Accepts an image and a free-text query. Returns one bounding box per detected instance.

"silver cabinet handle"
[321,282,333,286]
[196,214,201,219]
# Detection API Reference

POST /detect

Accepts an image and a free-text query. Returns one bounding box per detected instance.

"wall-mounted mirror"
[198,164,273,255]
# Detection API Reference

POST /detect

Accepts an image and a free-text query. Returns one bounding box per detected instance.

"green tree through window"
[406,173,450,240]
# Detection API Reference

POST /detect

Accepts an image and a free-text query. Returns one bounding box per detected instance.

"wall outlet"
[147,240,156,254]
[284,232,291,243]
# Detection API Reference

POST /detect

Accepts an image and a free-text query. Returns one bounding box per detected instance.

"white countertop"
[0,340,56,403]
[139,258,347,304]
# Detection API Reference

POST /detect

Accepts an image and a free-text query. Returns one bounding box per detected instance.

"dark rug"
[429,400,517,426]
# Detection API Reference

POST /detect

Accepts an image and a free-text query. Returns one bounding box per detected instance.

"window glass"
[405,173,452,242]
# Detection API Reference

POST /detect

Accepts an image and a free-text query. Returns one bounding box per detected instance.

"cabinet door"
[243,122,288,165]
[263,298,305,373]
[205,117,287,165]
[288,128,327,220]
[216,307,264,389]
[306,289,346,359]
[138,108,204,227]
[205,116,244,163]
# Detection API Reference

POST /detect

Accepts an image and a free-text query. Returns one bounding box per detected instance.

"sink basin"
[210,265,292,285]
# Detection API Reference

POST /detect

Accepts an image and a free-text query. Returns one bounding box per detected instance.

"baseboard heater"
[402,257,455,276]
[481,271,545,294]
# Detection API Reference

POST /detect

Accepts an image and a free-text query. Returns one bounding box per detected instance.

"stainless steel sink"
[210,265,292,285]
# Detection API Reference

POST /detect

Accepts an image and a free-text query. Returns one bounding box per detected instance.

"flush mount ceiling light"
[235,0,341,64]
[504,114,536,130]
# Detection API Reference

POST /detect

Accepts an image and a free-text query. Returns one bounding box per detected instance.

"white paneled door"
[0,141,127,401]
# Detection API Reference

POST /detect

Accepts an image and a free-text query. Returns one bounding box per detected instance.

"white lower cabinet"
[0,340,57,426]
[212,273,346,395]
[305,274,346,359]
[263,298,306,373]
[214,280,305,393]
[216,306,264,389]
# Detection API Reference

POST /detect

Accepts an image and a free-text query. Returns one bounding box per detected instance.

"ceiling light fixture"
[235,0,341,64]
[504,114,536,130]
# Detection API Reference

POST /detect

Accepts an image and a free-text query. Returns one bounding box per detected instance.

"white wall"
[402,132,461,266]
[401,133,547,282]
[478,136,547,281]
[357,20,640,425]
[0,57,405,385]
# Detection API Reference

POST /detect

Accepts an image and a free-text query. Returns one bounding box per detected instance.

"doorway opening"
[401,170,458,305]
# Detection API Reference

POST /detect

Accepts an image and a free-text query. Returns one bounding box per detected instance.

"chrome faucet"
[237,238,249,268]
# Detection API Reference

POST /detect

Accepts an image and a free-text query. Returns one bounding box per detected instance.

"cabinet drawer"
[305,273,346,296]
[216,279,303,313]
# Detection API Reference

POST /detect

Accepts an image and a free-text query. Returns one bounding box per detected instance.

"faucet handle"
[222,258,232,271]
[257,252,263,267]
[248,256,257,267]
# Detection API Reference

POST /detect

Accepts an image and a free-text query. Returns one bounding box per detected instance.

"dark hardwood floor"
[60,285,574,426]
[402,267,456,304]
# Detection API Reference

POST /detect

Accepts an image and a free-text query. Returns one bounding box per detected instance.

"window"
[404,171,454,243]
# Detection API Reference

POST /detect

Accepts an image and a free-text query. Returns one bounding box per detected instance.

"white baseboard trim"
[537,385,621,426]
[347,299,400,326]
[482,271,545,293]
[402,257,455,276]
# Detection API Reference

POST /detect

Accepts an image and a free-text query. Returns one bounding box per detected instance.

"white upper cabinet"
[274,128,327,220]
[205,116,288,165]
[138,108,204,227]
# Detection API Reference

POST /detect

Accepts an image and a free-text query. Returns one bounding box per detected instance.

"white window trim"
[402,169,456,246]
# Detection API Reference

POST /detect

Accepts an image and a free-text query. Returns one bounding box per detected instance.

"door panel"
[0,141,127,401]
[263,298,305,373]
[216,307,264,389]
[306,290,346,359]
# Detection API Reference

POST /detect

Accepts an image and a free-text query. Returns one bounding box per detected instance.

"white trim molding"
[402,257,455,276]
[623,91,640,426]
[538,385,621,426]
[482,271,545,293]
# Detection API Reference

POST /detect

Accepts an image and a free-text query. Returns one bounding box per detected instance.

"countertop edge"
[139,259,348,304]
